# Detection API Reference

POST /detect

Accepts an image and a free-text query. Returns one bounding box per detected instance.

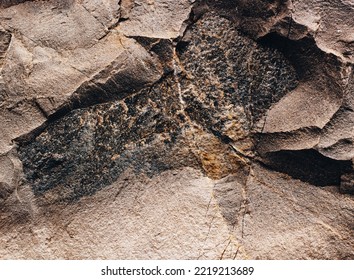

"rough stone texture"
[291,0,354,63]
[117,0,193,39]
[0,0,163,154]
[0,168,243,259]
[1,165,352,259]
[0,0,354,259]
[230,164,354,259]
[178,12,298,129]
[18,75,201,202]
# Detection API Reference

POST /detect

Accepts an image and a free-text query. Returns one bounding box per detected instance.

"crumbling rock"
[18,75,201,202]
[178,12,298,129]
[0,0,353,259]
[17,11,300,202]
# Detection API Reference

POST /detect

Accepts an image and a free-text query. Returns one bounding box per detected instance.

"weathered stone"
[18,75,200,202]
[0,1,163,154]
[222,164,354,259]
[0,168,243,259]
[117,0,193,39]
[178,12,298,129]
[17,11,301,202]
[340,171,354,195]
[0,0,353,260]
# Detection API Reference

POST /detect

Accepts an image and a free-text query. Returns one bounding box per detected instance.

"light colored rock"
[292,0,354,62]
[81,0,120,28]
[0,1,107,51]
[0,168,242,259]
[216,164,354,259]
[316,75,354,160]
[117,0,193,38]
[247,0,354,158]
[1,165,352,259]
[120,0,134,19]
[262,83,343,133]
[0,102,46,154]
[0,0,164,153]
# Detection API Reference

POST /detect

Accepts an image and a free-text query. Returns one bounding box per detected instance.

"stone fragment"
[117,0,192,38]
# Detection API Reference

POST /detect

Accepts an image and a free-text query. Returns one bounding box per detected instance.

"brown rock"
[0,0,353,260]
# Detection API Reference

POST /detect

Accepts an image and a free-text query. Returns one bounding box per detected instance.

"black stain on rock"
[179,12,298,128]
[18,76,199,203]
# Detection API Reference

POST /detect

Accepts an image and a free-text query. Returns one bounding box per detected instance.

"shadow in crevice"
[257,32,343,86]
[261,149,352,186]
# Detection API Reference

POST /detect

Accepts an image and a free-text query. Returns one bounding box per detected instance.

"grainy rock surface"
[0,0,353,259]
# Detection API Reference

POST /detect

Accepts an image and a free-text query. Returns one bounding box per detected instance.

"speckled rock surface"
[0,0,353,259]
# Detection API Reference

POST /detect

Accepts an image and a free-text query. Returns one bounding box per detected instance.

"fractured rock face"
[0,0,162,154]
[117,0,193,38]
[18,75,200,202]
[178,12,298,129]
[223,164,354,259]
[0,0,354,259]
[17,11,300,203]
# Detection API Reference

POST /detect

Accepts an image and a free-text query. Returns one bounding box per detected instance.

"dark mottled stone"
[178,13,298,129]
[0,0,28,8]
[18,76,200,202]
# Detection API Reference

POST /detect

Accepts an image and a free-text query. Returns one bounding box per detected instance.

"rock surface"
[0,0,353,259]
